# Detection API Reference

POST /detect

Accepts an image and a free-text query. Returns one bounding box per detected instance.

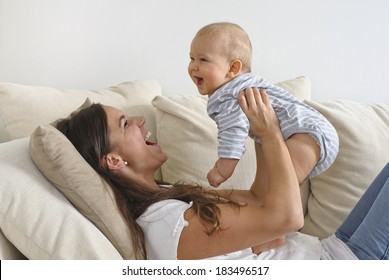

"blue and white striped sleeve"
[212,99,249,159]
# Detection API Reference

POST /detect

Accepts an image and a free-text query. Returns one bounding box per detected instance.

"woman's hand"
[238,88,280,140]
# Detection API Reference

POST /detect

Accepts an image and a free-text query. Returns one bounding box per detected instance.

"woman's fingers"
[238,88,264,119]
[238,90,249,114]
[239,88,267,110]
[238,88,258,116]
[259,89,269,105]
[244,88,257,109]
[238,87,279,139]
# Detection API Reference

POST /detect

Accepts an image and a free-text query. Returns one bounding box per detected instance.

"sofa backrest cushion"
[300,100,389,238]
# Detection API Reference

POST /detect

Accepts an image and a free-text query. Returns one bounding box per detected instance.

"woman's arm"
[224,133,319,255]
[177,88,304,259]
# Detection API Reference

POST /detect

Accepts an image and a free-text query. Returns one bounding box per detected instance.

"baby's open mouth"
[194,76,204,86]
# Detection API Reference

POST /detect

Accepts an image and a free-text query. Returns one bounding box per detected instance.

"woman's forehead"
[102,105,126,128]
[103,105,124,117]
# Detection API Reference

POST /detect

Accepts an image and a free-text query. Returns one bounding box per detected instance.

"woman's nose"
[135,116,146,127]
[127,116,145,127]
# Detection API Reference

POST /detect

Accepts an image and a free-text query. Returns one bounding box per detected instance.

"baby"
[188,22,339,187]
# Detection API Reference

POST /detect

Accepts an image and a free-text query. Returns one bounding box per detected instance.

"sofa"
[1,76,388,260]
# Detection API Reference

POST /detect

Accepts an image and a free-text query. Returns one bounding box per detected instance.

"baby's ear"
[229,60,243,77]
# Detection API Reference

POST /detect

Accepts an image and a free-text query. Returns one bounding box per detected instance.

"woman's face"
[103,105,167,175]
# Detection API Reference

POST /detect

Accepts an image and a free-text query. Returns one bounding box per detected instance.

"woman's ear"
[104,153,126,170]
[228,60,243,78]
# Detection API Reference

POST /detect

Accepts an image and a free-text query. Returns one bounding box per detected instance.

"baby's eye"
[200,58,207,62]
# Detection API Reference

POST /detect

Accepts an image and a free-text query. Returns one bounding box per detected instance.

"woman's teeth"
[145,131,151,142]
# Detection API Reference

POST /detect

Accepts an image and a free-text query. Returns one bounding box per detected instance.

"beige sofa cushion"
[30,123,136,259]
[301,100,389,239]
[0,80,161,143]
[152,76,311,190]
[0,229,26,260]
[0,137,122,259]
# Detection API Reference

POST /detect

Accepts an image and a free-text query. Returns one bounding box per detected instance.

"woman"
[56,88,389,260]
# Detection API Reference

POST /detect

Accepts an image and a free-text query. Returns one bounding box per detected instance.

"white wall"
[1,0,388,103]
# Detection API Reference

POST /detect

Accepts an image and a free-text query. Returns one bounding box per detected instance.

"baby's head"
[188,22,253,96]
[196,22,252,72]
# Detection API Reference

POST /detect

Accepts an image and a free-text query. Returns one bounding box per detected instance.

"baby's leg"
[286,133,321,183]
[270,96,339,178]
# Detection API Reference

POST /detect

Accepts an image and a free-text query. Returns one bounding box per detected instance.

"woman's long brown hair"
[56,104,240,259]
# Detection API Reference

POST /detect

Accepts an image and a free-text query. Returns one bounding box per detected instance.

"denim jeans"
[336,162,389,260]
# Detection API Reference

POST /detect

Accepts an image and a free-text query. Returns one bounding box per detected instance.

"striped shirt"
[207,73,339,177]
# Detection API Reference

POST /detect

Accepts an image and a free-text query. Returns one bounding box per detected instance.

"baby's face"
[188,35,233,96]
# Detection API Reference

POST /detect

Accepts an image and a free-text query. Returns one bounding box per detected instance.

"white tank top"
[136,199,356,260]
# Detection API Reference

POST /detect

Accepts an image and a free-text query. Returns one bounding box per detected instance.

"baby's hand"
[207,158,239,187]
[207,167,227,188]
